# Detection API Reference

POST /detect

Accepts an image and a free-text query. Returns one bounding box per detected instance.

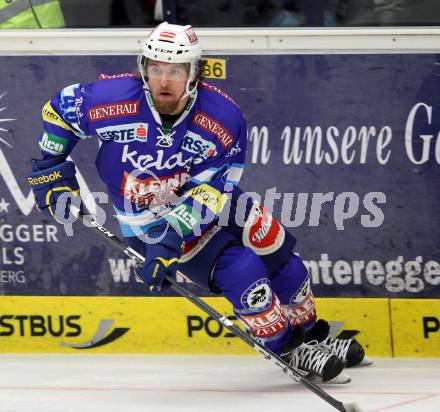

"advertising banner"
[0,296,390,356]
[391,299,440,357]
[0,54,439,298]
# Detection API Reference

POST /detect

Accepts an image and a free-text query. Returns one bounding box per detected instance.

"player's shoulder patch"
[42,100,75,132]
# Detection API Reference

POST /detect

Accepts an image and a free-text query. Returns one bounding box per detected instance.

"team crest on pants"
[240,278,272,311]
[239,293,287,338]
[290,278,311,305]
[242,202,285,255]
[284,279,316,327]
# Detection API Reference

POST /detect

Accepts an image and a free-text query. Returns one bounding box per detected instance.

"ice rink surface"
[0,355,439,412]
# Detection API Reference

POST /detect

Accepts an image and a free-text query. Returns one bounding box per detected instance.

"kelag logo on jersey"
[96,123,148,143]
[181,130,217,164]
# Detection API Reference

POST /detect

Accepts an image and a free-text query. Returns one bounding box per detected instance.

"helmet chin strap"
[180,62,198,100]
[180,80,197,101]
[138,56,150,91]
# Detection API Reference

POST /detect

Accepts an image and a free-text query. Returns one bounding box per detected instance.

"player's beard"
[154,97,180,115]
[152,87,185,115]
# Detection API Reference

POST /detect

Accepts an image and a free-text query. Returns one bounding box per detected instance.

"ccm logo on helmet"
[155,48,173,54]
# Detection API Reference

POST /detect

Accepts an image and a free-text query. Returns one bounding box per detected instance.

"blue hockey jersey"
[38,74,247,242]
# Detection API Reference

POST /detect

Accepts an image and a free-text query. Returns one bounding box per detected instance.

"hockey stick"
[70,207,363,412]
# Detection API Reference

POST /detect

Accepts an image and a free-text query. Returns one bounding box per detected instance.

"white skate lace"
[156,127,176,147]
[319,337,351,362]
[290,341,332,376]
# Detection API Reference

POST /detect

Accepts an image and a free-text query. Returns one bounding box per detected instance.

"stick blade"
[343,402,364,412]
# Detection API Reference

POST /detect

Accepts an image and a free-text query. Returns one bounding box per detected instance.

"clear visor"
[146,62,189,82]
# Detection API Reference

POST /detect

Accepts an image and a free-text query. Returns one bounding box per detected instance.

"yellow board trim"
[0,296,403,356]
[391,299,440,357]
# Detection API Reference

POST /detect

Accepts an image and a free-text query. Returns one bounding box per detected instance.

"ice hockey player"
[27,22,370,383]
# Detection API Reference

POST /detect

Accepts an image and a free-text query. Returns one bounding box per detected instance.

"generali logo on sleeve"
[88,101,140,122]
[192,111,233,148]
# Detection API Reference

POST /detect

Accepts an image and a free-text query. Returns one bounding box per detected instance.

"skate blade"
[310,370,351,384]
[359,356,373,366]
[349,356,373,368]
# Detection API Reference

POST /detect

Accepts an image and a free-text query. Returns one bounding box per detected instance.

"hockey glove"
[134,223,184,293]
[27,156,81,223]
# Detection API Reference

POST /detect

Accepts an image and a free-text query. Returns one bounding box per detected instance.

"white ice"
[0,355,439,412]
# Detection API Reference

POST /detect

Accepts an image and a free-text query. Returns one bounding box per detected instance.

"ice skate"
[281,341,350,384]
[319,335,373,367]
[306,320,373,368]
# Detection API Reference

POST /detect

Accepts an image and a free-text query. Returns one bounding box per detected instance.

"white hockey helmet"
[138,22,202,96]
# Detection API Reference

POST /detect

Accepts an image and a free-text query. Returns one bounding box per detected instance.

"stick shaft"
[74,209,348,411]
